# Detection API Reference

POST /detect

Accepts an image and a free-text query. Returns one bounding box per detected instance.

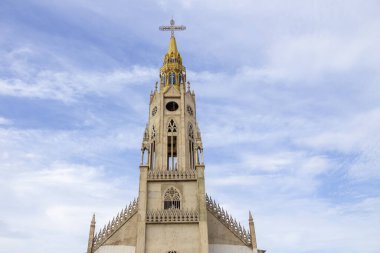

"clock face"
[166,101,179,111]
[152,106,157,116]
[187,105,193,116]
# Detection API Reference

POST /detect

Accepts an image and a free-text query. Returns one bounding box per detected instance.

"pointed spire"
[87,214,96,253]
[249,210,258,249]
[168,36,179,54]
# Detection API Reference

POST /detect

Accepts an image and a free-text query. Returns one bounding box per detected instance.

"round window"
[166,101,179,111]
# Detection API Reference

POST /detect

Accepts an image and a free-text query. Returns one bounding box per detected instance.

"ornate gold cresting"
[159,19,187,92]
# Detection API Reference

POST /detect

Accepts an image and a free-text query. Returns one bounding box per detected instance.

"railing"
[206,194,252,246]
[147,169,197,181]
[93,198,138,251]
[146,209,199,223]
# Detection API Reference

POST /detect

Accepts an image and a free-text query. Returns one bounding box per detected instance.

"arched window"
[188,124,194,139]
[168,120,177,133]
[141,147,148,166]
[164,187,181,209]
[167,120,177,170]
[188,124,195,170]
[150,126,156,170]
[197,147,204,165]
[169,72,176,85]
[178,74,182,84]
[151,126,156,140]
[161,74,166,84]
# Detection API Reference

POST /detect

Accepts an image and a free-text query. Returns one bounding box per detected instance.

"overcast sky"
[1,1,380,253]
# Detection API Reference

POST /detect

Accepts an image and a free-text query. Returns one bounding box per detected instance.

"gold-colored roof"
[168,36,179,54]
[160,35,185,93]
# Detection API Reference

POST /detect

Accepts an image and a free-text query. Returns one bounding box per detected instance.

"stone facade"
[86,20,265,253]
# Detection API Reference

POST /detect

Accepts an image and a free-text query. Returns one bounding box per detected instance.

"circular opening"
[166,101,179,111]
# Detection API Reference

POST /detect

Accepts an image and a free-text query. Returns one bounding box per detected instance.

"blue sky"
[1,0,380,253]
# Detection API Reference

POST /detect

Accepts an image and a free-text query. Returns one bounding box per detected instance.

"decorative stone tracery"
[164,187,181,209]
[146,209,199,223]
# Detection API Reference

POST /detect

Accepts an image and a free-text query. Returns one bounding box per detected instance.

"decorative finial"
[159,19,186,37]
[155,81,158,91]
[249,211,253,221]
[91,213,96,224]
[187,81,190,91]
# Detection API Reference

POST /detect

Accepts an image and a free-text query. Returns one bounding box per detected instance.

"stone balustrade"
[147,169,197,181]
[146,209,199,223]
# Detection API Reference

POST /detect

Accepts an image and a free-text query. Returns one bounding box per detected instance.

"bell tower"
[140,23,203,172]
[136,19,208,253]
[88,19,264,253]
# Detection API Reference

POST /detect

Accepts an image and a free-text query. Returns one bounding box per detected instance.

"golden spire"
[168,36,179,54]
[159,19,187,92]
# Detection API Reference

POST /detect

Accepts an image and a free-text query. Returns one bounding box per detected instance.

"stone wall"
[95,245,135,253]
[102,214,138,246]
[145,223,200,253]
[209,244,253,253]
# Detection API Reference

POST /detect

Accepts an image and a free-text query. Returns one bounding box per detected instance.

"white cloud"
[0,160,137,253]
[0,117,12,125]
[1,1,379,253]
[0,127,142,168]
[0,66,156,102]
[0,47,156,102]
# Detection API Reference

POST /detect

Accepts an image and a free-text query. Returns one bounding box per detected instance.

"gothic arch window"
[151,126,156,140]
[167,120,177,170]
[197,146,204,165]
[168,120,177,133]
[188,124,194,139]
[169,72,176,85]
[161,74,166,84]
[150,126,156,170]
[188,124,195,170]
[179,74,182,84]
[164,187,181,209]
[142,147,148,166]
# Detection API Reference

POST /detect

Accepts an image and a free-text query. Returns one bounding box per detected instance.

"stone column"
[196,164,209,253]
[136,165,149,253]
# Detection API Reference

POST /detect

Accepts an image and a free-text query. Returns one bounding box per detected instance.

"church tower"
[86,19,265,253]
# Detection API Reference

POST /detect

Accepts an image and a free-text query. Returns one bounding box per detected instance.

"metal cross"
[159,19,186,37]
